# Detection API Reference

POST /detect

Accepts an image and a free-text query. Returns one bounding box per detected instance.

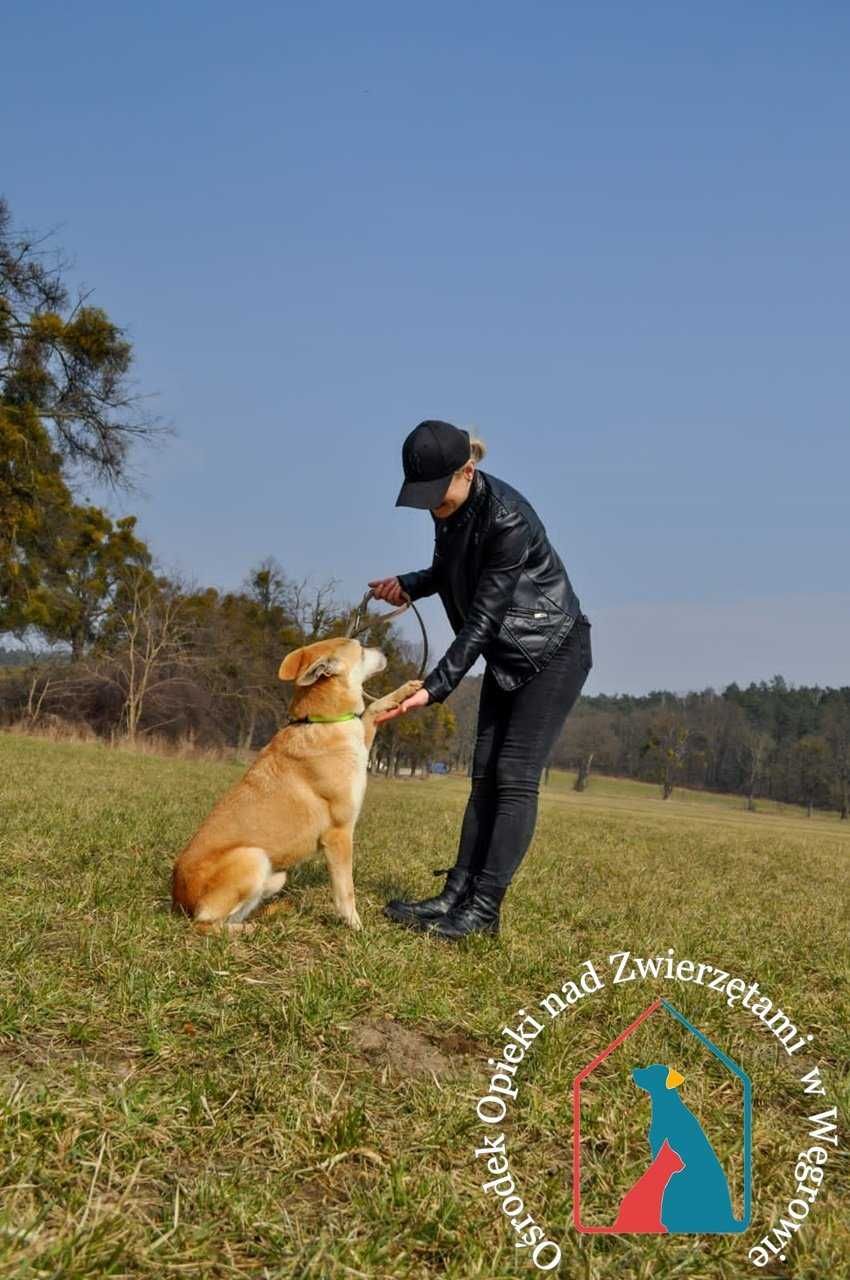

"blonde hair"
[468,434,487,464]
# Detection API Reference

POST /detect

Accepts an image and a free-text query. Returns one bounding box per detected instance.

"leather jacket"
[397,468,585,703]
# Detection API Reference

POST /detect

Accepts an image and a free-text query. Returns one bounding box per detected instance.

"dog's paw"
[394,679,424,703]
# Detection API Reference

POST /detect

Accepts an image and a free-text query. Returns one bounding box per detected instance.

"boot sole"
[423,922,500,941]
[383,904,445,930]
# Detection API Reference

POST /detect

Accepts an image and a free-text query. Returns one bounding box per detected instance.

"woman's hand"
[372,686,431,724]
[368,576,406,607]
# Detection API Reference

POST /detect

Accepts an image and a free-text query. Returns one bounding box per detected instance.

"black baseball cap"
[395,420,471,509]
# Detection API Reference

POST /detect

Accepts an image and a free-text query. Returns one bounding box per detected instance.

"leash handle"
[345,586,430,683]
[345,587,409,637]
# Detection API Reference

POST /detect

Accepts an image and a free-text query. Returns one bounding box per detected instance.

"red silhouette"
[613,1139,685,1233]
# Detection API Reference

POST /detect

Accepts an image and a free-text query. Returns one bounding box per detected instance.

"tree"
[99,566,190,742]
[1,196,162,649]
[371,702,456,776]
[244,557,290,618]
[640,711,690,799]
[287,575,343,641]
[1,195,162,483]
[822,695,850,820]
[27,506,151,658]
[790,735,831,818]
[737,725,775,812]
[0,401,73,630]
[443,674,482,774]
[555,710,619,791]
[186,583,293,752]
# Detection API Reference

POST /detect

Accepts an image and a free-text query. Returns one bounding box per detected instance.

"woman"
[368,419,593,940]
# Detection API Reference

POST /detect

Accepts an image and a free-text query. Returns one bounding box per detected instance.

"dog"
[632,1063,741,1233]
[613,1138,685,1233]
[171,636,422,932]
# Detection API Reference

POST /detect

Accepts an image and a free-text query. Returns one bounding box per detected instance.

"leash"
[288,588,430,723]
[344,587,429,701]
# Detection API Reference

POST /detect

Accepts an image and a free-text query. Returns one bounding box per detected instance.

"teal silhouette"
[632,1063,742,1233]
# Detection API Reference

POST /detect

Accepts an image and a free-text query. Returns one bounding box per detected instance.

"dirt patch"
[0,1036,138,1082]
[279,1175,353,1213]
[349,1018,482,1080]
[427,1029,483,1059]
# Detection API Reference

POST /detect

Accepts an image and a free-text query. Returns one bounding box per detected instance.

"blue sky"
[6,1,849,693]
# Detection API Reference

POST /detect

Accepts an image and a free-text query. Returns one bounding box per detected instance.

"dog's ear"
[279,647,306,682]
[293,652,345,687]
[279,644,347,685]
[666,1067,685,1089]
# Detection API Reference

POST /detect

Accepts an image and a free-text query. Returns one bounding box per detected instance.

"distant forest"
[552,676,850,818]
[439,671,848,818]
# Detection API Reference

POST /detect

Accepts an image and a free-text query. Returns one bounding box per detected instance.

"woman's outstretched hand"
[372,686,431,724]
[368,576,406,607]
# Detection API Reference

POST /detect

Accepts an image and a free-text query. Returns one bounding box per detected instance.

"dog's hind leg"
[191,846,272,930]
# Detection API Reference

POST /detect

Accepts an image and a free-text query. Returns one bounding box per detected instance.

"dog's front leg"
[319,824,361,929]
[362,679,424,749]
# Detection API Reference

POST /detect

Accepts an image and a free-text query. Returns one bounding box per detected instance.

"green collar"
[287,711,363,725]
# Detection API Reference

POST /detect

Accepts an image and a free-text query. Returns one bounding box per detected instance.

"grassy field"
[0,732,848,1280]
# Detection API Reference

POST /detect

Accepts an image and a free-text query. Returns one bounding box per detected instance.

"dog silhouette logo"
[573,999,752,1235]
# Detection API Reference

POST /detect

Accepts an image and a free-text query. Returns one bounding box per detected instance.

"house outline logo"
[572,997,753,1235]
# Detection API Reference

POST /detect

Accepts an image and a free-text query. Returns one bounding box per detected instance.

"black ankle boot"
[425,880,506,940]
[384,866,473,929]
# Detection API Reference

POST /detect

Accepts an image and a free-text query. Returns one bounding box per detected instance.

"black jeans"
[453,615,593,890]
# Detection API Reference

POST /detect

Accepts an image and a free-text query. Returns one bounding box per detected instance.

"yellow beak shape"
[666,1068,685,1089]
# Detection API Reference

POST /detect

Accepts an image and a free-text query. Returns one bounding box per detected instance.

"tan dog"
[171,637,422,932]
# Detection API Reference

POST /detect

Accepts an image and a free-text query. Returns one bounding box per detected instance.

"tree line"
[438,674,850,817]
[0,548,456,774]
[548,678,850,818]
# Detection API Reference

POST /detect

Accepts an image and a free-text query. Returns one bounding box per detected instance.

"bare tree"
[738,726,775,811]
[106,568,190,741]
[555,711,619,791]
[286,575,343,641]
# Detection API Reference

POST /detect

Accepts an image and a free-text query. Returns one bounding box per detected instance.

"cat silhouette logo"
[572,999,752,1234]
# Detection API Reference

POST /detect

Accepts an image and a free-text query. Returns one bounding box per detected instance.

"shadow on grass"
[367,870,425,901]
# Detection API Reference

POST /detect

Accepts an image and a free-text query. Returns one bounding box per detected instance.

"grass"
[0,732,848,1279]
